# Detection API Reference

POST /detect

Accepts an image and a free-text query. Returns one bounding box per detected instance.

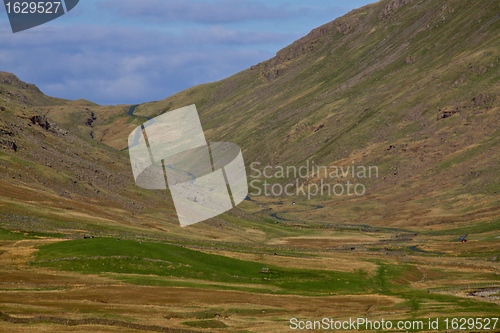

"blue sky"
[0,0,373,105]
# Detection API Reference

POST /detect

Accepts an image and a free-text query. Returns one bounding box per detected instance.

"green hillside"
[126,0,500,228]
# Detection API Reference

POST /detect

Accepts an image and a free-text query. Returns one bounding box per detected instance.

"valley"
[0,0,499,331]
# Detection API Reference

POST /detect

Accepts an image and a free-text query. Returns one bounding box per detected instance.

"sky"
[0,0,374,105]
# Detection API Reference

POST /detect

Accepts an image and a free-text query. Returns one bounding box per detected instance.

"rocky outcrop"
[0,140,17,152]
[30,115,51,130]
[406,56,416,64]
[85,111,97,127]
[437,109,458,120]
[0,126,17,152]
[379,0,413,20]
[472,93,494,108]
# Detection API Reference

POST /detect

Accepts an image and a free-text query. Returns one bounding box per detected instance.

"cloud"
[98,0,306,24]
[0,0,374,105]
[185,26,294,45]
[42,48,269,105]
[0,23,273,105]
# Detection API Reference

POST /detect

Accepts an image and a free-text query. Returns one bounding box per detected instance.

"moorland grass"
[34,238,372,295]
[0,228,64,240]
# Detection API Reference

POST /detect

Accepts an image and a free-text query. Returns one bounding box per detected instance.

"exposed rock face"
[0,126,17,152]
[379,0,413,20]
[473,93,493,108]
[85,112,97,127]
[1,140,17,152]
[437,109,458,120]
[30,115,51,130]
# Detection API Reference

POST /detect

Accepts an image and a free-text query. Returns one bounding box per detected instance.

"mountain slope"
[2,0,498,233]
[124,0,500,228]
[0,72,271,243]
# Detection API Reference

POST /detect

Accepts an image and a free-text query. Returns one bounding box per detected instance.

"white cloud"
[0,23,274,104]
[0,0,373,104]
[98,0,305,24]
